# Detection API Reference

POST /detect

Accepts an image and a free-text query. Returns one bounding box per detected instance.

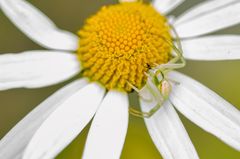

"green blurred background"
[0,0,240,158]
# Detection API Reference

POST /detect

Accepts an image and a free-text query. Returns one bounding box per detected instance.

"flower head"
[0,0,240,159]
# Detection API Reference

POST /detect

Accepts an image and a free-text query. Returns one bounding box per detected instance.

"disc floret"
[77,2,172,92]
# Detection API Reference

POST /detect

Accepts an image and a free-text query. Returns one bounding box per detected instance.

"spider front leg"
[153,63,185,76]
[153,48,186,75]
[153,31,186,75]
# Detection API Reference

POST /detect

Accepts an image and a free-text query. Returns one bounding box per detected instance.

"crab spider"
[128,26,186,118]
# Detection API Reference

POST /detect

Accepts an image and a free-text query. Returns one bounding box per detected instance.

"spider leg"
[129,102,162,118]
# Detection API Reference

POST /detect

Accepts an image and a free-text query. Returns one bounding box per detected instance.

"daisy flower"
[0,0,240,159]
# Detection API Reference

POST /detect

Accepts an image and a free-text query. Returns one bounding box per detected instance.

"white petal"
[181,35,240,60]
[0,0,78,51]
[0,79,88,159]
[0,51,80,90]
[140,87,199,159]
[152,0,184,14]
[169,71,240,150]
[174,1,240,38]
[175,0,237,25]
[23,83,105,159]
[83,90,129,159]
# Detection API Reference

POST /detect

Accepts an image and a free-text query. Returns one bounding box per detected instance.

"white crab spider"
[129,27,186,118]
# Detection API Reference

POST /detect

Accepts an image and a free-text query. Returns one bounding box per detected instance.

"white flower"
[0,0,240,159]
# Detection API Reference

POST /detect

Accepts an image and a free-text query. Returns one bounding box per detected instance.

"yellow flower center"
[77,2,172,92]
